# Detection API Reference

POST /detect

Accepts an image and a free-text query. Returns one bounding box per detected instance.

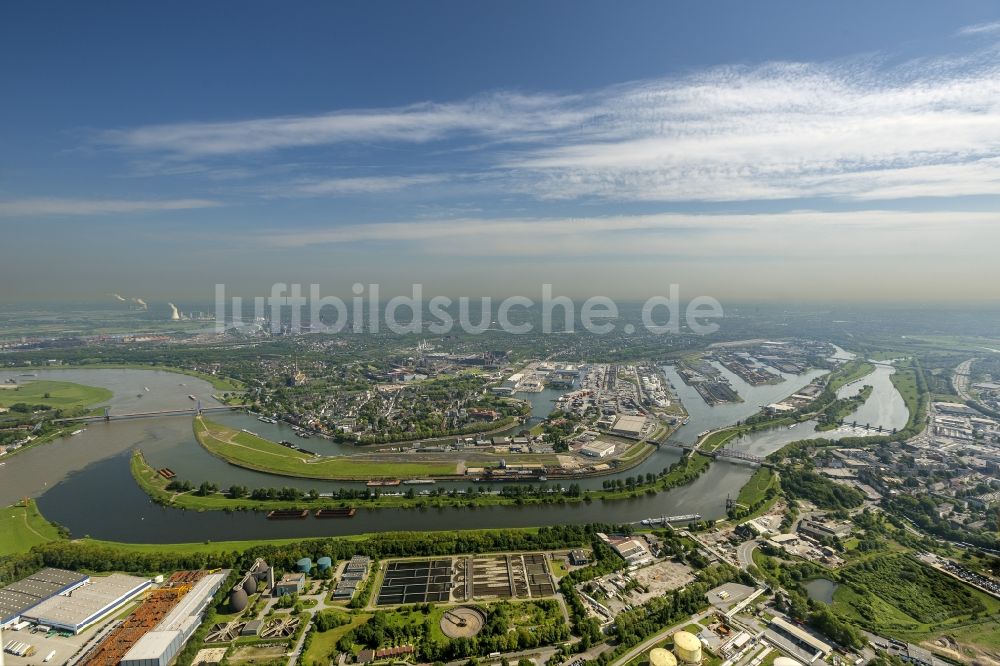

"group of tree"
[780,468,864,509]
[0,523,626,588]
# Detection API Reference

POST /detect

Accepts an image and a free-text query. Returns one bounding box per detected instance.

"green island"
[192,415,657,483]
[826,359,876,392]
[133,442,702,512]
[815,384,874,430]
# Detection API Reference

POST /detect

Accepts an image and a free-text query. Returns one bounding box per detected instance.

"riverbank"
[0,499,65,556]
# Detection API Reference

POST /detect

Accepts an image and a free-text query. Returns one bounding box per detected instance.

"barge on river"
[315,507,356,518]
[266,509,309,520]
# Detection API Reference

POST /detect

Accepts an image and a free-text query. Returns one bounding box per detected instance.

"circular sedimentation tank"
[672,631,702,664]
[649,648,678,666]
[439,606,487,639]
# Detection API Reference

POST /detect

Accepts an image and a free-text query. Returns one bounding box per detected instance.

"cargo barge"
[314,507,357,518]
[366,479,401,487]
[265,509,309,520]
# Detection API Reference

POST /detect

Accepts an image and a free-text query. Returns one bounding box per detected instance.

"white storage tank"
[649,647,678,666]
[672,630,702,664]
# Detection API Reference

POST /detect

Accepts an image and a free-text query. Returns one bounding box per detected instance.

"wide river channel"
[0,356,907,543]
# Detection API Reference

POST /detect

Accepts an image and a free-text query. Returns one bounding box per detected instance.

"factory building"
[611,415,647,437]
[274,573,306,597]
[580,440,616,458]
[0,568,89,628]
[120,571,228,666]
[22,573,152,634]
[769,617,833,658]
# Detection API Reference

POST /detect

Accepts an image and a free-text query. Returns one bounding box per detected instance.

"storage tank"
[242,575,258,595]
[672,631,702,664]
[649,648,678,666]
[296,557,312,573]
[773,658,802,666]
[317,556,332,572]
[228,587,248,613]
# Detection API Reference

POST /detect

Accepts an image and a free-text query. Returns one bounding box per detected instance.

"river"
[0,361,904,542]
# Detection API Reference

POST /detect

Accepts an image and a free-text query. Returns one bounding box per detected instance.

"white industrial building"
[0,568,89,629]
[23,573,152,634]
[580,440,616,458]
[120,571,228,666]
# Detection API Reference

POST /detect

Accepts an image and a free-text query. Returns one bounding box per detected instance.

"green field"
[0,380,112,410]
[889,360,925,433]
[0,500,64,556]
[303,612,371,663]
[699,428,740,452]
[832,554,1000,641]
[195,417,460,480]
[736,468,777,508]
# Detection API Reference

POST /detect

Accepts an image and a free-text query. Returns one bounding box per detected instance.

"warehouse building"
[580,440,616,458]
[120,571,228,666]
[769,617,832,658]
[0,568,89,628]
[23,573,152,634]
[611,415,647,437]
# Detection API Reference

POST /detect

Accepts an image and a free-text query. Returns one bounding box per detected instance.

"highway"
[953,358,975,401]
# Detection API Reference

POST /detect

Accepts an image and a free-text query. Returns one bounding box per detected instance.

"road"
[953,358,975,401]
[736,539,761,569]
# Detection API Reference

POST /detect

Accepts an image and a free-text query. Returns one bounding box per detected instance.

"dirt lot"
[229,643,290,663]
[578,559,694,617]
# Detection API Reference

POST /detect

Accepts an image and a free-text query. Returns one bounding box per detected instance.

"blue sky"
[2,1,1000,302]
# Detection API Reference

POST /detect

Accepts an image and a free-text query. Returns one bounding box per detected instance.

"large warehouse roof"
[0,568,89,624]
[23,573,152,632]
[612,414,646,435]
[770,617,833,655]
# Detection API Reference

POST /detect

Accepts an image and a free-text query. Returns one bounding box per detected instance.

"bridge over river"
[661,440,772,467]
[54,404,235,423]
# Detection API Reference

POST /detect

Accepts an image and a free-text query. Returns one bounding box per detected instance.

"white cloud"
[957,21,1000,36]
[99,47,1000,205]
[0,198,220,217]
[101,92,587,158]
[287,175,447,196]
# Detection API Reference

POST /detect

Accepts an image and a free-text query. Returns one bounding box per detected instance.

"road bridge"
[53,405,234,423]
[662,439,773,467]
